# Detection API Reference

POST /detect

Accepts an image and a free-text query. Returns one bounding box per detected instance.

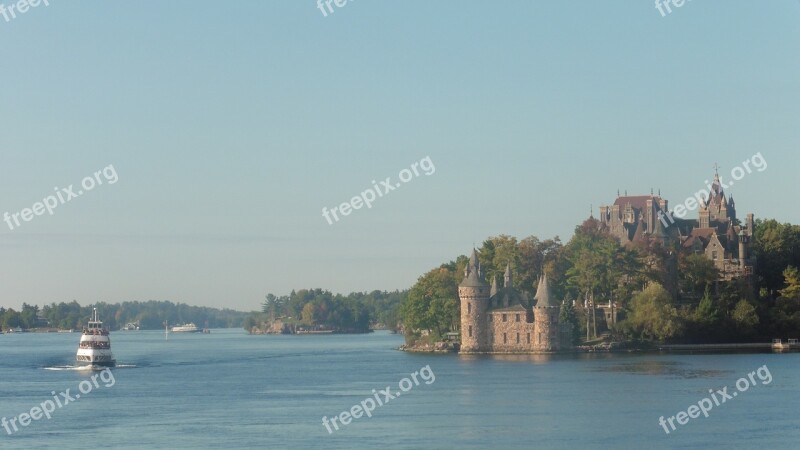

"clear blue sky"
[1,1,798,311]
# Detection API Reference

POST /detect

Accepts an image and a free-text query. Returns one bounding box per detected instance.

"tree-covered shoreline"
[401,218,800,346]
[0,300,248,331]
[244,289,405,334]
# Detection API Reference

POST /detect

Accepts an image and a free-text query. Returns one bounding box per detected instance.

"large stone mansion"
[598,169,755,280]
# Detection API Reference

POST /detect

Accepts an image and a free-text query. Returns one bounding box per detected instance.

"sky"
[1,1,798,312]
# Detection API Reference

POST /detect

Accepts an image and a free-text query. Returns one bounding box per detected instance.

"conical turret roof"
[534,273,556,307]
[459,248,487,288]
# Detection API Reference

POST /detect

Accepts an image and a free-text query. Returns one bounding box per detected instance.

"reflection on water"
[459,353,557,364]
[590,360,731,379]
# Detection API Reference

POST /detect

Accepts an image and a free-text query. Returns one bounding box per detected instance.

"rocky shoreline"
[399,341,459,353]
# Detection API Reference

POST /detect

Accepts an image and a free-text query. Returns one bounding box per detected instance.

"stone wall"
[487,311,535,352]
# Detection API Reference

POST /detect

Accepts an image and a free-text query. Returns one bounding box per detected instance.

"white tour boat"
[76,308,116,367]
[171,323,201,333]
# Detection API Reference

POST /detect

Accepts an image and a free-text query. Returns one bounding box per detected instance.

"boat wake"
[44,364,136,371]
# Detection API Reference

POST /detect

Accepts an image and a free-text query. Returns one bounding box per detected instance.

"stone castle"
[598,169,755,281]
[458,249,573,353]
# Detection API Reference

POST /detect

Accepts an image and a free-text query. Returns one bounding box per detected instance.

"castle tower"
[699,207,711,229]
[533,274,560,352]
[503,263,512,288]
[459,249,490,353]
[738,229,747,269]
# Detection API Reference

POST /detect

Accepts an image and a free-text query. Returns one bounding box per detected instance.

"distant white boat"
[171,323,201,333]
[121,322,140,331]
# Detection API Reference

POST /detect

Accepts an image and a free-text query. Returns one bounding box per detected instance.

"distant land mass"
[0,300,249,331]
[245,289,405,335]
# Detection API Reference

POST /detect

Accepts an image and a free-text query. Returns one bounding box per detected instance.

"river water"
[0,329,796,449]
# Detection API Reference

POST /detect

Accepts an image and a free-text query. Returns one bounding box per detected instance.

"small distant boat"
[76,308,116,367]
[772,338,798,352]
[6,327,23,334]
[58,329,76,333]
[171,323,201,333]
[121,322,140,331]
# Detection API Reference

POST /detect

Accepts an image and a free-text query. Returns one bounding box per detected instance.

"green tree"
[517,236,563,296]
[732,300,759,334]
[478,235,519,286]
[401,266,459,340]
[779,266,800,300]
[301,303,317,325]
[624,283,683,341]
[694,287,718,326]
[752,219,800,295]
[680,253,719,297]
[559,298,579,344]
[564,218,643,306]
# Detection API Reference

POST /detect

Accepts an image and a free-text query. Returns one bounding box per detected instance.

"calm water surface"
[0,330,797,449]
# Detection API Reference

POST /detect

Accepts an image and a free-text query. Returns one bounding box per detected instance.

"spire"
[534,273,556,308]
[711,169,724,199]
[460,248,488,288]
[504,263,513,288]
[490,276,498,297]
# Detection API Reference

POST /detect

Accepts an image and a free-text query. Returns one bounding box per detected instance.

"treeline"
[244,289,406,333]
[401,218,800,344]
[0,300,249,331]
